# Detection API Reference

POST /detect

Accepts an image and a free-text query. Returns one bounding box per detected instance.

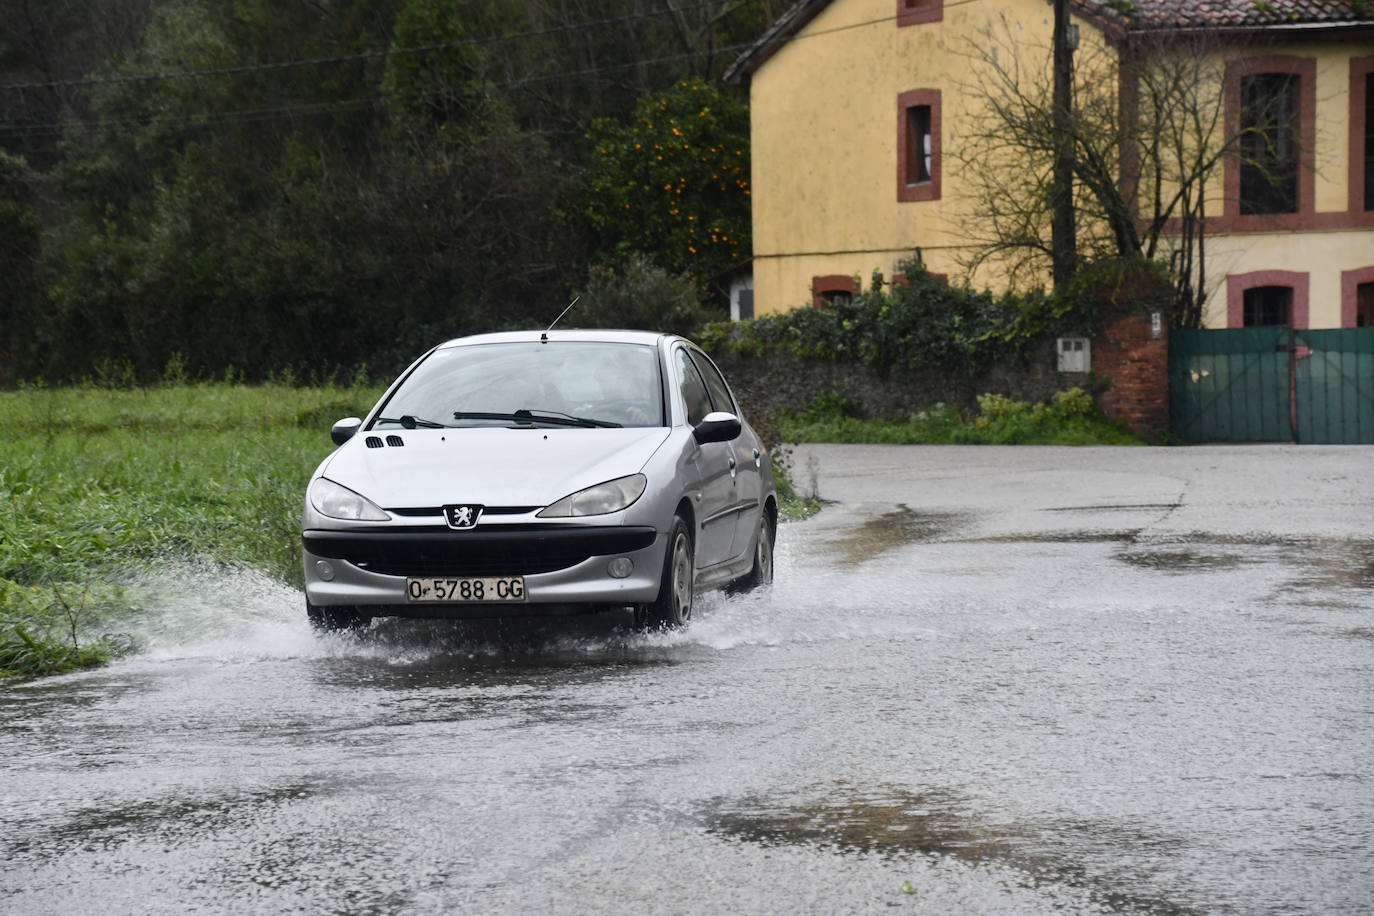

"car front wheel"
[642,516,694,629]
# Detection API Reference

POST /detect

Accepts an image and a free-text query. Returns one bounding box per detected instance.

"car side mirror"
[331,417,362,445]
[693,411,742,444]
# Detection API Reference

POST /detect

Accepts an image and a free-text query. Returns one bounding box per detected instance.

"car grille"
[303,525,657,577]
[386,506,539,518]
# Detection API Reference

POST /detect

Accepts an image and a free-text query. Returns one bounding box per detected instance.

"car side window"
[674,348,712,426]
[689,349,737,416]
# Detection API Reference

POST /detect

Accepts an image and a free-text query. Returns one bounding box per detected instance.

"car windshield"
[373,341,665,429]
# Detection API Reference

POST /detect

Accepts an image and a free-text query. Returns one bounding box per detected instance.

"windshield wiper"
[452,409,621,429]
[374,415,449,429]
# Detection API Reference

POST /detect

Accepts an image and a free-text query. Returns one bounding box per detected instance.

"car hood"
[321,426,673,509]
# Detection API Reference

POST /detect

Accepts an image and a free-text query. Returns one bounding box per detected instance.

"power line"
[0,0,744,92]
[0,41,758,140]
[0,1,985,141]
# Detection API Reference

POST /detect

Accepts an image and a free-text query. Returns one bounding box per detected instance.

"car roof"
[435,329,678,349]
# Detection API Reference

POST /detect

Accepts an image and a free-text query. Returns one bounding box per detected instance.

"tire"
[734,513,775,593]
[642,516,694,630]
[306,600,370,632]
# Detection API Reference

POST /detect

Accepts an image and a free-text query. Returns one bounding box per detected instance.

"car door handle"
[752,448,761,467]
[728,455,737,479]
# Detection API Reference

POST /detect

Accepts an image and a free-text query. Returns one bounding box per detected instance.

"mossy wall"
[711,336,1091,420]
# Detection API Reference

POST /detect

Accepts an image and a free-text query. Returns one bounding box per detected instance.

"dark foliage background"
[0,0,785,385]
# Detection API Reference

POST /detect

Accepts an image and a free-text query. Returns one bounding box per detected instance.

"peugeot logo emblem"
[444,505,483,529]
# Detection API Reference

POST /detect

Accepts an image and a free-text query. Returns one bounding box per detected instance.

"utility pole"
[1051,0,1077,289]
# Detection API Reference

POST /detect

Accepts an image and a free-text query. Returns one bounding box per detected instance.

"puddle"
[7,781,321,860]
[1113,535,1374,591]
[959,530,1374,592]
[707,788,1013,863]
[706,787,1198,915]
[828,506,968,565]
[1291,552,1374,591]
[1114,550,1253,574]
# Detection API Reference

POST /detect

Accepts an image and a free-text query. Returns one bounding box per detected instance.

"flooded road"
[3,445,1372,914]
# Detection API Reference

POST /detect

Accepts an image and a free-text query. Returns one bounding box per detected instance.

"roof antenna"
[541,296,579,342]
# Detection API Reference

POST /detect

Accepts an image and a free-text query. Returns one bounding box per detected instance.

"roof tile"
[1084,0,1371,28]
[728,0,1372,83]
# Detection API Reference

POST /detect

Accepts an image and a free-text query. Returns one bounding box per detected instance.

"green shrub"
[580,78,751,294]
[1051,387,1095,418]
[571,254,716,337]
[801,391,864,422]
[702,261,1091,375]
[964,387,1136,444]
[974,392,1024,420]
[783,387,1139,446]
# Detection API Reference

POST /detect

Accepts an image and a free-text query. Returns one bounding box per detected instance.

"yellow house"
[726,0,1374,329]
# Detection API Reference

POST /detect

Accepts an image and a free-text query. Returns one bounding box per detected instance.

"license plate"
[406,576,526,603]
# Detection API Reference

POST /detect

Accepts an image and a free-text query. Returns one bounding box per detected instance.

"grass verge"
[781,389,1143,446]
[0,382,383,680]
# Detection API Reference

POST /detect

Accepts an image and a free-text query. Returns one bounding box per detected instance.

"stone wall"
[711,320,1170,436]
[710,337,1091,420]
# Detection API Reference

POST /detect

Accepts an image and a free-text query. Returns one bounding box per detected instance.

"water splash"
[110,562,317,663]
[92,529,947,673]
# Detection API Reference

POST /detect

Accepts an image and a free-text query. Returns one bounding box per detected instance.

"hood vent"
[365,436,384,449]
[385,435,405,447]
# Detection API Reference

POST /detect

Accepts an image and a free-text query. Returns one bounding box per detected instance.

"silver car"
[301,330,776,631]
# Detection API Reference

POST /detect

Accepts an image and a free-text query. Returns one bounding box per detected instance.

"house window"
[1364,69,1374,211]
[906,106,932,185]
[1224,57,1315,226]
[735,288,754,321]
[812,274,857,308]
[1344,268,1374,327]
[897,89,941,202]
[1351,60,1374,215]
[1239,73,1300,215]
[1228,271,1308,328]
[897,0,942,26]
[1243,286,1292,326]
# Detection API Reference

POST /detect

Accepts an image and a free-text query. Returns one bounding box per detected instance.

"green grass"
[770,448,821,522]
[781,389,1144,446]
[0,382,384,680]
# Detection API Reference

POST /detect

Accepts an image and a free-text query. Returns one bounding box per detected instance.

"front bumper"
[302,524,666,610]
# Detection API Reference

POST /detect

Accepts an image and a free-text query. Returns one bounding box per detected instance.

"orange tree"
[580,78,750,296]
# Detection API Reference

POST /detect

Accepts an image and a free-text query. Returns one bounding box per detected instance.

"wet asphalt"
[2,444,1371,915]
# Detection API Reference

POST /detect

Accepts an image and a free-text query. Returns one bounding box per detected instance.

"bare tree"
[951,21,1278,327]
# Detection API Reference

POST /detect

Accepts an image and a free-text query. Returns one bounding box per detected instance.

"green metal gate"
[1170,328,1374,443]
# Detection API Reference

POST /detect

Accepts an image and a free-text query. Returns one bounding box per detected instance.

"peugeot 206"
[301,329,776,631]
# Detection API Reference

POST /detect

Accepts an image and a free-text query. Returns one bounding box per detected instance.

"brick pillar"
[1093,311,1169,437]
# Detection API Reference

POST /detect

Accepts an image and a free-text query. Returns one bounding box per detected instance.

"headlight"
[538,474,647,518]
[309,478,391,521]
